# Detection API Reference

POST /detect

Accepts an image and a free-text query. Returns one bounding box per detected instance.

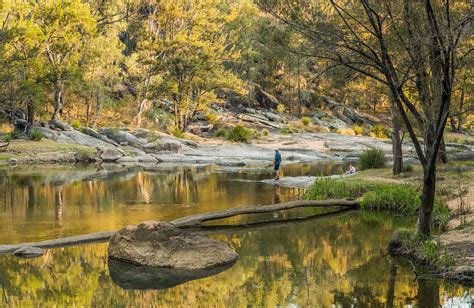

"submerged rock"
[108,221,239,270]
[108,259,234,290]
[14,246,44,258]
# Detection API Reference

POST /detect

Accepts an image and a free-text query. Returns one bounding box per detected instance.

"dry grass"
[7,139,95,155]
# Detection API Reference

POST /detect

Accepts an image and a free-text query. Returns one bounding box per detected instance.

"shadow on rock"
[108,258,235,290]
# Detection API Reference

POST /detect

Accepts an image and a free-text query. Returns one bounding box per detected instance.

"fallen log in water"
[0,231,115,256]
[170,199,359,227]
[192,208,357,235]
[0,198,359,256]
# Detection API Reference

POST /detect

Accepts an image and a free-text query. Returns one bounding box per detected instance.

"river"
[0,162,472,306]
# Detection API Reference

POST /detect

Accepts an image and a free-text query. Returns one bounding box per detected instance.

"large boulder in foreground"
[108,221,239,270]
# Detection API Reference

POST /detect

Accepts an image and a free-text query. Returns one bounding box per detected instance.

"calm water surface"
[0,162,472,306]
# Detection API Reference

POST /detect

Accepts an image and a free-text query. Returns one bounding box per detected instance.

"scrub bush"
[358,147,386,170]
[370,124,391,138]
[215,128,227,137]
[29,129,44,141]
[228,125,253,143]
[301,117,311,126]
[71,120,81,129]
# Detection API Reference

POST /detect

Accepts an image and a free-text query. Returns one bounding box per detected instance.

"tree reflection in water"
[0,164,472,306]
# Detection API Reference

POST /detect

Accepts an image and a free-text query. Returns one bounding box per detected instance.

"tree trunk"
[386,258,397,308]
[457,87,464,132]
[390,107,403,175]
[449,114,457,131]
[438,138,448,164]
[136,98,147,128]
[86,98,92,127]
[297,56,302,116]
[417,279,440,307]
[417,166,436,236]
[52,83,63,121]
[92,90,101,129]
[26,101,34,133]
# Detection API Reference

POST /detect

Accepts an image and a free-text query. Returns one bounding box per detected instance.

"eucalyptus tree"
[0,1,47,131]
[33,0,97,121]
[128,0,242,130]
[258,0,473,236]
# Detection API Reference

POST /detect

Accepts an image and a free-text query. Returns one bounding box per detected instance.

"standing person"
[274,148,282,180]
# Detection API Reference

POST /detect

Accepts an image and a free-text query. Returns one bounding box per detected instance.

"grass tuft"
[358,147,386,170]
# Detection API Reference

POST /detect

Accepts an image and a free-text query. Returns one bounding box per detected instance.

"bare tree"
[258,0,473,236]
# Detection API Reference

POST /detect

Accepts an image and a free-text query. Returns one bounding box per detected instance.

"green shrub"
[71,120,81,129]
[252,129,262,139]
[301,117,311,126]
[305,178,384,200]
[353,125,364,136]
[433,200,450,228]
[370,124,391,138]
[361,185,450,227]
[228,125,253,143]
[392,228,454,268]
[2,129,21,142]
[2,133,12,142]
[215,128,227,138]
[281,126,296,135]
[358,147,386,170]
[29,129,44,141]
[206,113,218,124]
[262,129,269,137]
[172,128,185,139]
[361,185,420,214]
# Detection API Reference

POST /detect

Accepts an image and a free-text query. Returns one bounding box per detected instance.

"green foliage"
[306,179,449,228]
[29,129,44,141]
[172,128,185,139]
[358,147,386,170]
[361,185,421,213]
[228,125,253,143]
[393,228,454,268]
[2,134,12,142]
[305,178,383,200]
[352,125,364,136]
[215,128,228,138]
[262,128,269,137]
[206,113,219,124]
[301,117,311,126]
[370,125,391,139]
[403,164,414,172]
[127,0,243,130]
[71,120,81,129]
[2,129,22,142]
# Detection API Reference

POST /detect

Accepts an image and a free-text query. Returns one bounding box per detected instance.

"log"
[0,199,359,256]
[192,208,356,235]
[171,199,359,227]
[0,231,114,256]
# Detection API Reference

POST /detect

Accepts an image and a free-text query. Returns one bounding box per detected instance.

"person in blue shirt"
[274,148,282,180]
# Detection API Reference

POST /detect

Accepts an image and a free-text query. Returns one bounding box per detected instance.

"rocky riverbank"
[2,122,473,168]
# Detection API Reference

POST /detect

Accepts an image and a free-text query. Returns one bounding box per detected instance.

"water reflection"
[0,212,471,306]
[0,163,310,244]
[0,163,472,306]
[108,259,235,290]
